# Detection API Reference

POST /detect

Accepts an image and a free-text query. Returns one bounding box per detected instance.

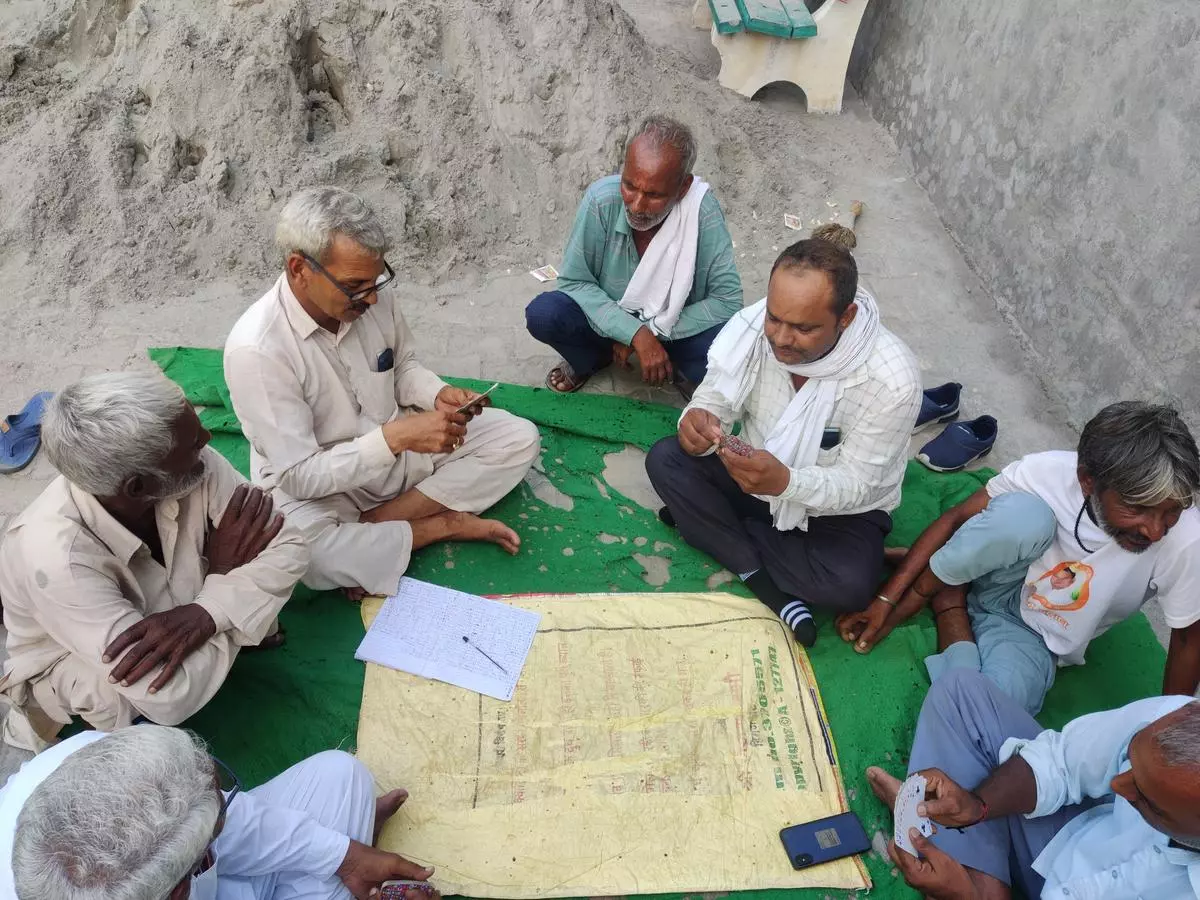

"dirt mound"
[0,0,832,301]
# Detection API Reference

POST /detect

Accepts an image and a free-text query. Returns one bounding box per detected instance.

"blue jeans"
[907,670,1088,896]
[525,290,723,383]
[924,492,1060,715]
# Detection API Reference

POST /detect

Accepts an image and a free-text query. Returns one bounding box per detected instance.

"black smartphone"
[780,811,871,870]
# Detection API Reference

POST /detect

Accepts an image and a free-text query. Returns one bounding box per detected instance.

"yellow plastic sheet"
[358,592,870,897]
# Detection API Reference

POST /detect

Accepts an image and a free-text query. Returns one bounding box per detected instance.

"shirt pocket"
[816,445,841,467]
[357,367,400,426]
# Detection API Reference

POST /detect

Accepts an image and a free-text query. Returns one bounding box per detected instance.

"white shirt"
[224,275,449,505]
[999,694,1200,899]
[987,452,1200,664]
[685,326,921,519]
[0,730,349,900]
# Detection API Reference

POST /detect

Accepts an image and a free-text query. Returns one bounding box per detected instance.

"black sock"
[744,571,816,647]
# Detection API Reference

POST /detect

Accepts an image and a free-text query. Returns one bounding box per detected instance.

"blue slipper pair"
[0,392,53,473]
[912,382,997,472]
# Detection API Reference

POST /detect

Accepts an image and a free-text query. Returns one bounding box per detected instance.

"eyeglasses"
[301,251,396,303]
[212,754,242,823]
[191,756,242,878]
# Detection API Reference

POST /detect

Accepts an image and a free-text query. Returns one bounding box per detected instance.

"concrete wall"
[849,0,1200,430]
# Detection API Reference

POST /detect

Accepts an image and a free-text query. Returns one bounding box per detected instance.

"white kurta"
[0,730,377,900]
[224,275,539,595]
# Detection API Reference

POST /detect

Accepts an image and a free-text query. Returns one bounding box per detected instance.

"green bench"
[708,0,817,39]
[692,0,872,114]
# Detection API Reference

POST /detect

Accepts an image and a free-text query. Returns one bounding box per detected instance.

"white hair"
[629,115,698,178]
[41,371,189,496]
[1156,701,1200,766]
[13,726,220,900]
[275,186,391,263]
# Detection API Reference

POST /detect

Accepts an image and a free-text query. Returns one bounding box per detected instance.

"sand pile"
[0,0,838,302]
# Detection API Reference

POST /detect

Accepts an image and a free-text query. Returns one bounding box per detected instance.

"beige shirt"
[223,275,449,506]
[0,447,309,695]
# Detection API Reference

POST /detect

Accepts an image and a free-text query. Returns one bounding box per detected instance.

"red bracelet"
[971,792,989,825]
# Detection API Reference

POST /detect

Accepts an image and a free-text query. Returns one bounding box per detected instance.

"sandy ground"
[0,0,1166,778]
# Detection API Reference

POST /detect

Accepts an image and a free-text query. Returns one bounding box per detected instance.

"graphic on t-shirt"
[1027,561,1094,612]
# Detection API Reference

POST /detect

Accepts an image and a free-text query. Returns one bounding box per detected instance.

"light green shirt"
[557,175,743,344]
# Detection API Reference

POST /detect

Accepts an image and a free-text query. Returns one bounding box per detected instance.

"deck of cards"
[719,433,755,457]
[894,773,934,857]
[530,264,559,282]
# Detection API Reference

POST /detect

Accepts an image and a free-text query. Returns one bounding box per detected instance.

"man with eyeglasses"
[225,187,540,599]
[2,725,439,899]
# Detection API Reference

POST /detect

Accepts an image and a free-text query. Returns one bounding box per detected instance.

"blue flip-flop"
[0,392,53,474]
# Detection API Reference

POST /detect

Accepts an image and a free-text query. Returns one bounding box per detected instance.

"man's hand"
[612,341,633,370]
[102,604,217,693]
[336,840,437,900]
[835,597,896,654]
[678,408,722,456]
[383,411,468,455]
[718,445,790,496]
[434,386,490,421]
[206,485,285,576]
[916,768,987,828]
[887,832,978,900]
[631,327,673,385]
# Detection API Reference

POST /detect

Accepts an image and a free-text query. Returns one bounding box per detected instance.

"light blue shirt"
[1000,695,1200,899]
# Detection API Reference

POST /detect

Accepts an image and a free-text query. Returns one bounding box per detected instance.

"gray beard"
[154,464,207,502]
[626,204,673,232]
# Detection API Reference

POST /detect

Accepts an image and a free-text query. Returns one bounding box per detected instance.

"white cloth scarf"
[617,178,710,337]
[705,286,880,531]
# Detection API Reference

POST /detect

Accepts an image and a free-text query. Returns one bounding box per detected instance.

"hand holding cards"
[455,382,500,414]
[894,773,934,857]
[719,433,755,457]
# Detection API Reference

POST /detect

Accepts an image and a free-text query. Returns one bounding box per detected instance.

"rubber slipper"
[0,391,53,474]
[545,362,589,394]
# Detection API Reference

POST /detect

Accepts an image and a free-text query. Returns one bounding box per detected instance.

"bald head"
[1111,702,1200,849]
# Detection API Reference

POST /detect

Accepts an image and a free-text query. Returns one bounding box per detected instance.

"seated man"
[0,372,308,751]
[870,669,1200,899]
[839,401,1200,715]
[4,724,437,900]
[647,239,921,646]
[225,187,541,598]
[526,115,742,397]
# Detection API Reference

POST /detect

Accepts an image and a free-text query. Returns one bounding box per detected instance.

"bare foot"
[866,766,902,809]
[373,788,409,844]
[344,587,368,603]
[883,546,909,566]
[445,511,521,555]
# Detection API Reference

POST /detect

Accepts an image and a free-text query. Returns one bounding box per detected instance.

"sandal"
[545,362,590,394]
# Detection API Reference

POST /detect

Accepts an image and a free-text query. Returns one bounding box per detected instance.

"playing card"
[530,264,559,282]
[783,213,802,231]
[719,433,755,457]
[894,773,934,857]
[456,381,500,414]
